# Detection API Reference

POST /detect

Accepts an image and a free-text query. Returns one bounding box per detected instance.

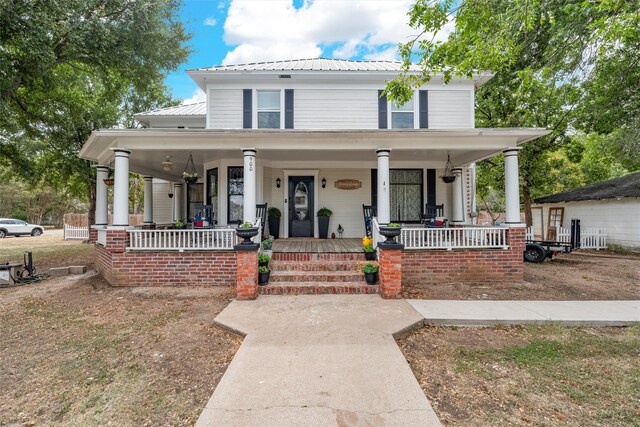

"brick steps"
[258,282,378,295]
[264,252,377,295]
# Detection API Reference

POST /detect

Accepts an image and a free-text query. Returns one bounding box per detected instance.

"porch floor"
[271,238,361,253]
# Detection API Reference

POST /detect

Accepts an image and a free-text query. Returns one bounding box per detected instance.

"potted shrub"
[378,223,402,243]
[363,245,376,261]
[103,169,115,186]
[236,222,259,244]
[258,253,271,268]
[317,207,333,239]
[360,261,379,285]
[262,238,272,250]
[174,220,185,229]
[258,266,270,285]
[267,207,281,239]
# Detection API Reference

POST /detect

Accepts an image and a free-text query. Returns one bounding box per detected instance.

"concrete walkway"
[408,300,640,327]
[196,295,441,427]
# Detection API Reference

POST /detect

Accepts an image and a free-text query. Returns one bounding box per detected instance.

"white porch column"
[376,149,391,224]
[95,166,109,226]
[504,147,522,224]
[173,183,183,221]
[451,168,464,224]
[243,148,257,224]
[112,149,130,227]
[143,176,154,225]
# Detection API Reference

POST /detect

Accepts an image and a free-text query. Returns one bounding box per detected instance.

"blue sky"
[166,0,450,103]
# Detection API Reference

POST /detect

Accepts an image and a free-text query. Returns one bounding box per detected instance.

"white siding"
[428,90,473,128]
[293,89,379,129]
[538,199,640,249]
[209,89,243,129]
[152,179,174,224]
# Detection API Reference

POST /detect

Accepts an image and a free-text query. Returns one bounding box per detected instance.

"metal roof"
[135,102,206,117]
[189,58,424,73]
[535,171,640,203]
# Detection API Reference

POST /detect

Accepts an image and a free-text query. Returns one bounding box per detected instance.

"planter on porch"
[360,261,379,285]
[258,266,270,285]
[258,253,271,268]
[267,207,281,239]
[236,224,259,244]
[317,207,333,239]
[378,224,402,243]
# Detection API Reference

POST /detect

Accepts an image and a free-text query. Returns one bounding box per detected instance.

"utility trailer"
[524,219,581,263]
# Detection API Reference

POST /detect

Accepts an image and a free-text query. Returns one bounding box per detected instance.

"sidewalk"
[196,295,441,427]
[408,300,640,327]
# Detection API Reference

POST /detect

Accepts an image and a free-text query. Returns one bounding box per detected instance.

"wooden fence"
[63,213,144,227]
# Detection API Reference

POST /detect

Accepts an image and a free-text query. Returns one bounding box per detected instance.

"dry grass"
[399,325,640,426]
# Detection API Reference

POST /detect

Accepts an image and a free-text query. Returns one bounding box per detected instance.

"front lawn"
[398,325,640,426]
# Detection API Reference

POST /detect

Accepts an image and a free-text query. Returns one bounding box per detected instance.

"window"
[391,97,414,129]
[227,167,244,224]
[187,183,203,221]
[371,169,424,222]
[257,90,281,129]
[547,207,564,240]
[206,168,218,221]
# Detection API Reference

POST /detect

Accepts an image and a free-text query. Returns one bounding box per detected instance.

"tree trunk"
[87,183,96,226]
[522,185,533,227]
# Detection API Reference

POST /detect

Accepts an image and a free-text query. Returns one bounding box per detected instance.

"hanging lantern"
[440,154,456,184]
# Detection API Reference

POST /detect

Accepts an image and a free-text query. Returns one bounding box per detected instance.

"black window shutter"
[284,89,294,129]
[427,169,436,206]
[419,90,428,129]
[378,90,388,129]
[242,89,252,129]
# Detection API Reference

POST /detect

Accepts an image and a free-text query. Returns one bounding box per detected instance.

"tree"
[386,0,640,224]
[0,0,190,224]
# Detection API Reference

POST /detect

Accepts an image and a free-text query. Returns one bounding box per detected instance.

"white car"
[0,218,44,238]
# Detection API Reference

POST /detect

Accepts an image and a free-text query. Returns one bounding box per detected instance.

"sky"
[168,0,453,104]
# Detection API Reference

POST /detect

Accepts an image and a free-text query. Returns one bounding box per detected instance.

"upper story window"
[391,97,414,129]
[257,90,281,129]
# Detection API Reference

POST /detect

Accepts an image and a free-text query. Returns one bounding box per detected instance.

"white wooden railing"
[400,226,508,250]
[371,217,382,250]
[127,228,238,251]
[64,224,89,240]
[526,225,607,250]
[97,229,107,246]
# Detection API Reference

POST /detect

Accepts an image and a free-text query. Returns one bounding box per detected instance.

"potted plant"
[103,168,114,186]
[267,207,281,239]
[378,222,402,243]
[183,171,199,184]
[236,222,259,244]
[258,253,271,268]
[262,238,272,250]
[317,207,333,239]
[360,261,379,285]
[362,236,376,260]
[174,220,185,229]
[258,266,270,285]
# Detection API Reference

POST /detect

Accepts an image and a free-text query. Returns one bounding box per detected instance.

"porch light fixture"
[441,154,456,184]
[276,177,281,188]
[162,156,173,172]
[321,177,327,188]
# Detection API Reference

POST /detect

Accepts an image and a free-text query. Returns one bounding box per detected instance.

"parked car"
[0,218,44,238]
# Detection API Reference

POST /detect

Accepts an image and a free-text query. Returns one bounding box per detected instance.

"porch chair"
[422,203,446,227]
[362,204,377,237]
[256,203,268,239]
[194,204,215,228]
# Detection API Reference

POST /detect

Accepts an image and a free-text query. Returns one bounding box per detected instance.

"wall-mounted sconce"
[321,177,327,188]
[276,177,281,188]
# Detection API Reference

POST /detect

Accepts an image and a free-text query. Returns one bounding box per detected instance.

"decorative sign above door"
[334,179,362,190]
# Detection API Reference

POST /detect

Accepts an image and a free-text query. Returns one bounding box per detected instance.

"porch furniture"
[193,204,214,228]
[256,203,268,239]
[363,204,377,237]
[422,203,444,220]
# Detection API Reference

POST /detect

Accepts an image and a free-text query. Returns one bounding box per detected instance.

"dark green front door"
[288,176,314,237]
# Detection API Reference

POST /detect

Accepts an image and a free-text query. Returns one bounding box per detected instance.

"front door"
[288,176,314,237]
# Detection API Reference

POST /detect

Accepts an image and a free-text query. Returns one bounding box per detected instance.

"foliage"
[174,220,184,229]
[388,223,401,227]
[316,207,333,217]
[267,207,282,218]
[258,266,270,273]
[0,0,191,223]
[258,253,271,264]
[387,0,640,225]
[261,239,272,250]
[359,262,379,273]
[363,245,375,253]
[239,222,255,228]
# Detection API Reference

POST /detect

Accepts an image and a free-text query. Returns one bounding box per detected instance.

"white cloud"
[220,0,444,65]
[182,88,206,105]
[364,46,399,61]
[204,17,217,27]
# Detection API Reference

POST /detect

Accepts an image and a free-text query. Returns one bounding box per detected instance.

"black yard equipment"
[524,219,581,263]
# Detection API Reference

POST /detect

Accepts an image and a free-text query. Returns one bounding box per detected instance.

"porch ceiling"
[80,128,549,180]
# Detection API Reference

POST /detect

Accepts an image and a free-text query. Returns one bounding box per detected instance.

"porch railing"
[64,224,89,240]
[127,228,238,251]
[400,226,508,250]
[371,217,382,250]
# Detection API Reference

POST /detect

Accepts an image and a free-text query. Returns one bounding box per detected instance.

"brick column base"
[235,243,259,300]
[89,227,98,243]
[378,242,403,299]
